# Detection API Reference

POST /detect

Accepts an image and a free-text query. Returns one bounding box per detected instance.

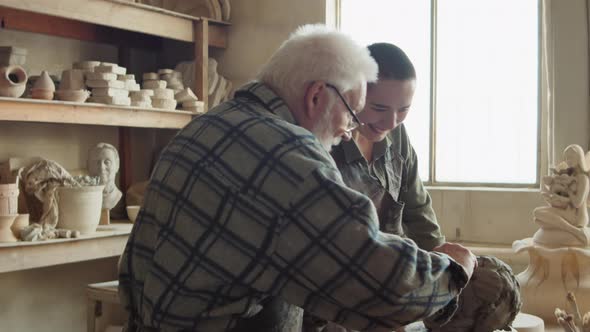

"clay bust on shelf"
[87,143,122,210]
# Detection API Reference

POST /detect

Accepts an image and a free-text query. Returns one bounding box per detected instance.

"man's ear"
[303,81,329,121]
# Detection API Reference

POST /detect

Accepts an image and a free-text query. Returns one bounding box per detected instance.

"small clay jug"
[31,70,56,100]
[33,70,55,91]
[0,65,28,98]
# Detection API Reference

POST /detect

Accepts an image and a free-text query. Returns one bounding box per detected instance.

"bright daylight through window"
[340,0,539,185]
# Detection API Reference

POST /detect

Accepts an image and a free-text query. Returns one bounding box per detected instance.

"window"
[339,0,540,185]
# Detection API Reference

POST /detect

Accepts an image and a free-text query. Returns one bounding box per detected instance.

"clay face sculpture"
[87,143,122,210]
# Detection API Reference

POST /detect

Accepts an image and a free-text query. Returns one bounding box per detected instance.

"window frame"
[336,0,543,189]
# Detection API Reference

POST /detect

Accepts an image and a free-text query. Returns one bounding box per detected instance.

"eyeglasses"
[325,83,363,132]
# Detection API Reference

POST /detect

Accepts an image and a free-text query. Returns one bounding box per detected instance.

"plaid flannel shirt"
[118,82,468,332]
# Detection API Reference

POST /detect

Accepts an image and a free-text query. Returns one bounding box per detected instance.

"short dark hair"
[367,42,416,81]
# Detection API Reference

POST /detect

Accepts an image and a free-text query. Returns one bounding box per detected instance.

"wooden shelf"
[0,223,133,273]
[0,0,228,46]
[0,97,197,129]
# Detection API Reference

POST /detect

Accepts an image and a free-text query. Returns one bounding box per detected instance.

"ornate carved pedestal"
[513,238,590,322]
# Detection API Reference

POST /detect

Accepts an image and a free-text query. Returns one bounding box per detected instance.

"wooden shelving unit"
[0,223,133,273]
[0,97,197,129]
[0,0,229,273]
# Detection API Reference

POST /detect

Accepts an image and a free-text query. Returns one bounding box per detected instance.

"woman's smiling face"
[357,79,416,142]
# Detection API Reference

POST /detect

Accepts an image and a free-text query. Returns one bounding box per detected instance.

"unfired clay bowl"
[55,89,90,102]
[126,205,140,223]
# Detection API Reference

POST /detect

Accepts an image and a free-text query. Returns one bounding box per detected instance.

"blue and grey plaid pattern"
[118,82,467,331]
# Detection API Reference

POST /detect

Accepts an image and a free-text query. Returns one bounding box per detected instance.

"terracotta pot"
[0,183,19,215]
[11,213,29,238]
[0,214,18,242]
[0,65,27,98]
[56,185,104,235]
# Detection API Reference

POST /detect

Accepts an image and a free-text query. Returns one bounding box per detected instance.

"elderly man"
[118,24,476,332]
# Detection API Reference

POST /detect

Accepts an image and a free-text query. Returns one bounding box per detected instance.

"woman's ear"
[303,81,330,121]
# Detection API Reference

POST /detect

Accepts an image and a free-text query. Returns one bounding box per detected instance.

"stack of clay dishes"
[142,72,176,110]
[158,69,184,92]
[31,71,56,100]
[55,69,90,102]
[129,89,153,108]
[175,87,201,114]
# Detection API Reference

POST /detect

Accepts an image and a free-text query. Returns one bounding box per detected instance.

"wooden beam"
[0,0,194,41]
[194,20,209,109]
[0,6,162,50]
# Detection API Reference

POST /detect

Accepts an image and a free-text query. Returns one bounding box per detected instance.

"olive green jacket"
[331,123,444,250]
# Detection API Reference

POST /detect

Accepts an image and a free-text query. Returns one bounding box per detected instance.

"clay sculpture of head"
[87,143,122,210]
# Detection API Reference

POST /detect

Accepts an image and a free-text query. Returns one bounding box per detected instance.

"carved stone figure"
[514,144,590,321]
[87,143,122,210]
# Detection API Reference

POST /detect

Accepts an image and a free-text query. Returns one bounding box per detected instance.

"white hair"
[256,24,378,107]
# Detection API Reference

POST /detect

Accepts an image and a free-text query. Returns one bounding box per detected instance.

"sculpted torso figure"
[87,143,122,210]
[533,144,590,247]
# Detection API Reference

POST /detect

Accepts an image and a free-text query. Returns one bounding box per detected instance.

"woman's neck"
[353,131,374,162]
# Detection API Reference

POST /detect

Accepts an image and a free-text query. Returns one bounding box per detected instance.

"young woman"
[331,42,445,251]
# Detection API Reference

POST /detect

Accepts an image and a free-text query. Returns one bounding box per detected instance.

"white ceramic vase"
[0,183,19,215]
[57,185,104,235]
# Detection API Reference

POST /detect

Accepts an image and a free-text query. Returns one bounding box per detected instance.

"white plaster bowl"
[57,185,104,235]
[126,205,140,223]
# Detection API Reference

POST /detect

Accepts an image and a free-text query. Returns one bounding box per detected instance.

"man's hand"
[432,243,477,279]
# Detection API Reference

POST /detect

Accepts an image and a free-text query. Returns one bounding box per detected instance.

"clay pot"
[0,65,28,98]
[0,214,18,242]
[56,185,104,235]
[11,213,29,238]
[0,183,19,215]
[55,89,90,102]
[32,71,55,91]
